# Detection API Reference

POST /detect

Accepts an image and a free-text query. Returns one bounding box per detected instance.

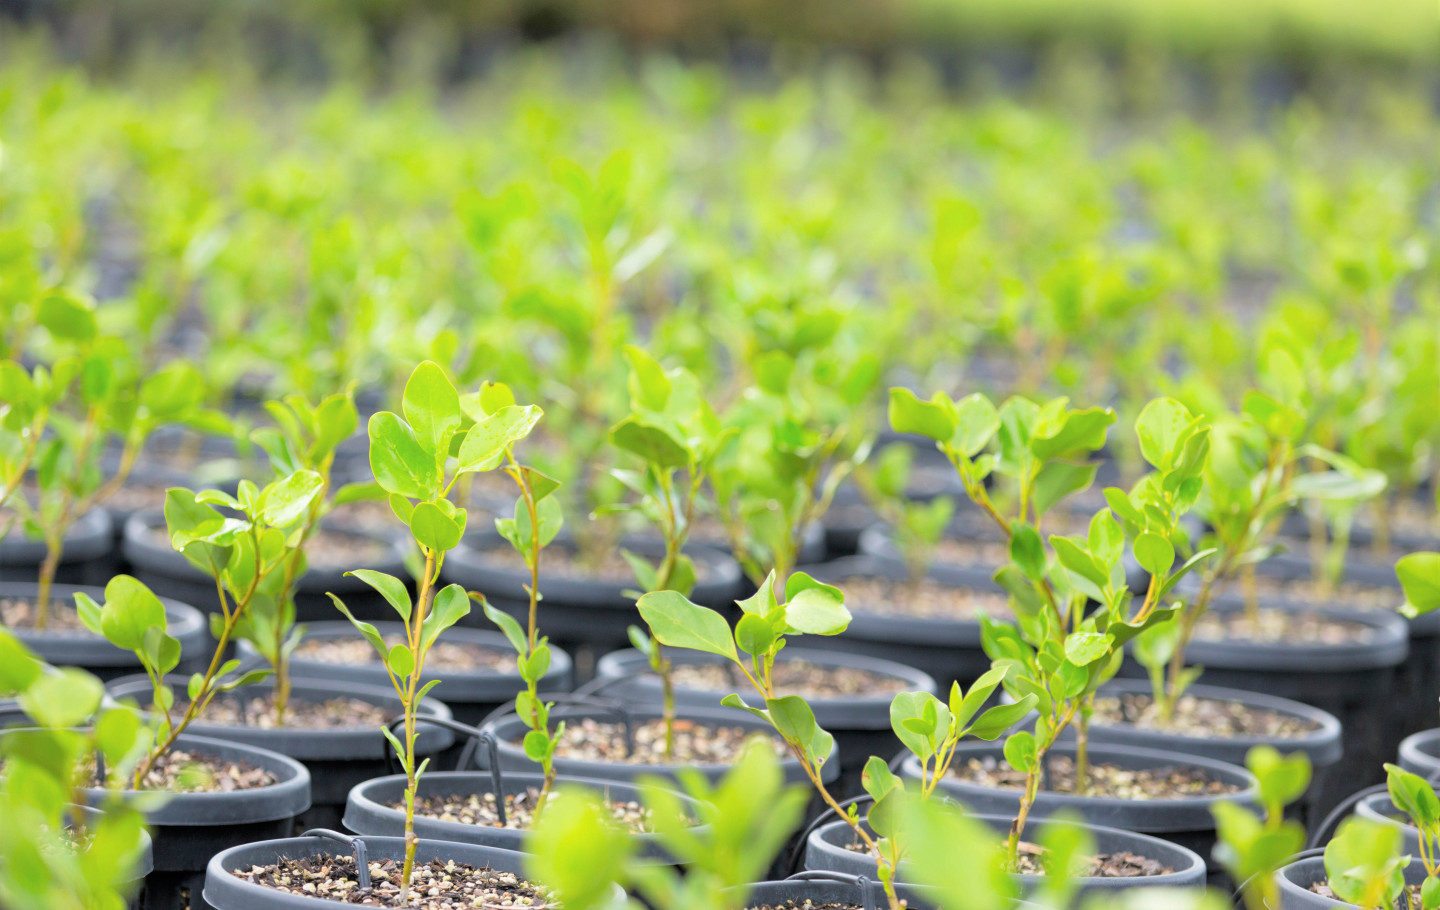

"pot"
[804,813,1208,892]
[441,531,742,668]
[1274,854,1430,908]
[1120,600,1407,819]
[0,582,208,681]
[592,645,936,797]
[1398,728,1440,778]
[0,508,114,586]
[902,741,1256,862]
[742,874,939,909]
[1353,791,1421,854]
[203,835,530,910]
[343,769,705,861]
[105,675,452,831]
[236,621,573,725]
[123,511,409,623]
[797,555,1000,689]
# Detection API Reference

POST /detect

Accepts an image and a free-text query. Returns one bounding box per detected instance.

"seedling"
[11,292,214,627]
[637,570,922,909]
[328,361,547,892]
[889,389,1195,863]
[1384,764,1440,907]
[0,360,59,526]
[852,443,956,585]
[1323,817,1410,909]
[1212,746,1312,910]
[234,388,380,724]
[77,466,325,786]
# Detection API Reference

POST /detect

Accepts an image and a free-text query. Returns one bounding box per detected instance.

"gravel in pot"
[0,508,114,586]
[903,741,1256,864]
[592,645,935,797]
[343,768,706,862]
[105,675,452,831]
[804,812,1207,893]
[236,621,573,725]
[1119,600,1406,819]
[441,530,742,667]
[797,555,1006,689]
[123,510,408,623]
[1275,854,1433,908]
[203,834,540,910]
[0,581,207,681]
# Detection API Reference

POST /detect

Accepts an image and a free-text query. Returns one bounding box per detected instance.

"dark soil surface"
[669,659,909,699]
[953,755,1242,799]
[545,717,785,765]
[839,575,1012,621]
[0,598,93,633]
[229,854,551,908]
[1092,693,1321,739]
[133,749,278,793]
[406,788,653,831]
[1191,607,1375,645]
[148,526,389,568]
[172,694,392,730]
[295,635,514,674]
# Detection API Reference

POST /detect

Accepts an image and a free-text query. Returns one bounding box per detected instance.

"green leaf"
[481,597,528,655]
[622,345,671,411]
[951,393,1002,457]
[327,593,391,660]
[783,585,850,636]
[1134,532,1175,576]
[1009,523,1046,581]
[637,591,738,661]
[410,501,464,552]
[766,695,818,752]
[1031,462,1098,517]
[1003,730,1038,773]
[968,696,1038,740]
[259,470,324,528]
[734,613,777,656]
[421,584,471,651]
[1135,398,1193,469]
[1030,407,1114,460]
[94,575,168,652]
[457,405,543,473]
[369,411,439,499]
[1398,553,1440,617]
[887,388,957,444]
[388,642,415,677]
[403,361,463,453]
[20,668,103,729]
[609,417,689,468]
[37,290,98,342]
[1063,631,1113,666]
[346,570,413,622]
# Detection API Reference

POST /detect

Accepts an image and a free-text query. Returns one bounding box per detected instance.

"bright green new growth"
[1386,764,1440,909]
[890,388,1188,862]
[1212,746,1311,910]
[237,388,373,725]
[329,360,554,893]
[0,628,151,910]
[1324,817,1410,910]
[636,571,916,909]
[79,465,325,786]
[8,291,215,629]
[525,739,810,910]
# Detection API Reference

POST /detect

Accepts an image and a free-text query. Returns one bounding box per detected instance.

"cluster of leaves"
[1212,746,1312,910]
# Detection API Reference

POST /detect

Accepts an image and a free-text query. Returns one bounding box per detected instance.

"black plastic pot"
[203,835,530,910]
[1120,601,1407,819]
[105,675,452,832]
[804,813,1208,893]
[123,510,409,623]
[78,733,311,910]
[235,621,573,725]
[592,645,936,797]
[1275,855,1430,907]
[343,769,705,861]
[0,582,208,681]
[477,703,839,788]
[904,741,1256,862]
[742,875,938,910]
[1053,678,1342,826]
[441,531,743,667]
[798,555,999,689]
[0,508,114,586]
[1398,728,1440,777]
[1354,791,1420,854]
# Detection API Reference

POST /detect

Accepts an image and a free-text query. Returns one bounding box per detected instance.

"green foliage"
[1324,817,1410,910]
[1212,746,1311,910]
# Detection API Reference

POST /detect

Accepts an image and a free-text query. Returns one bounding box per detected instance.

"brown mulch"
[230,855,551,908]
[953,755,1242,799]
[1092,693,1321,739]
[669,660,909,700]
[132,749,278,793]
[294,636,514,674]
[839,575,1012,621]
[546,718,785,766]
[405,788,654,832]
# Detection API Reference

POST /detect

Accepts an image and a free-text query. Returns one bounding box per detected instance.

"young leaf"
[345,570,413,622]
[637,591,738,661]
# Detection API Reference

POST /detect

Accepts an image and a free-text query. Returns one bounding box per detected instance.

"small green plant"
[852,443,956,584]
[0,360,60,526]
[1385,764,1440,908]
[1212,746,1312,910]
[328,361,550,893]
[235,388,379,725]
[1324,817,1410,909]
[78,466,323,786]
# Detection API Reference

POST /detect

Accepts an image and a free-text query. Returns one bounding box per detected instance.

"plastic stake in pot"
[301,830,370,890]
[786,871,877,910]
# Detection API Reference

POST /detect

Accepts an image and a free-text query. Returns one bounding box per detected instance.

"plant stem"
[399,548,437,895]
[507,454,554,811]
[659,653,674,760]
[1007,747,1046,865]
